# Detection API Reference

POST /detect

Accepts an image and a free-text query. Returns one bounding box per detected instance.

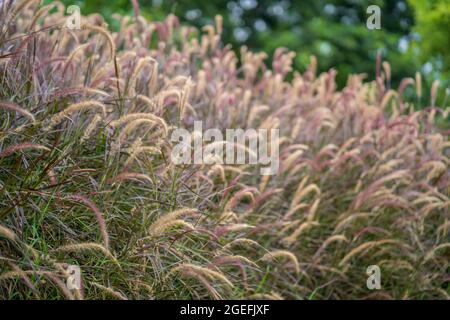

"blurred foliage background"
[57,0,449,103]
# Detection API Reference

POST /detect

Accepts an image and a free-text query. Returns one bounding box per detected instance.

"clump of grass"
[0,0,449,300]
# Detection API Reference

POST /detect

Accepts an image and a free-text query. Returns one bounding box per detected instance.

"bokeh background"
[55,0,449,104]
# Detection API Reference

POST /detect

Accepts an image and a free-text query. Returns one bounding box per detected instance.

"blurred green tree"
[408,0,450,77]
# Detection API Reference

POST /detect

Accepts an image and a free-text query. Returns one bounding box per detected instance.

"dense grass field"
[0,0,449,299]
